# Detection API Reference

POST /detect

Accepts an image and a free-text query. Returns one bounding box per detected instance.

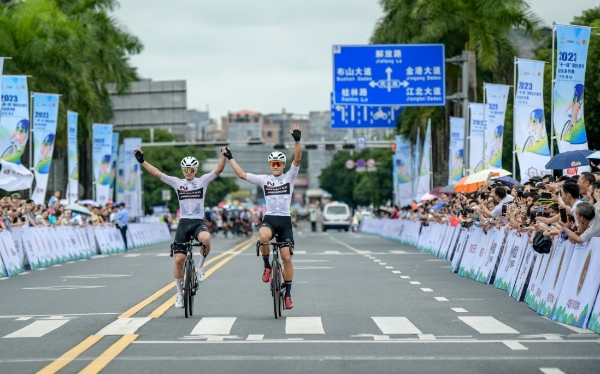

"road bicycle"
[171,238,206,318]
[256,240,291,319]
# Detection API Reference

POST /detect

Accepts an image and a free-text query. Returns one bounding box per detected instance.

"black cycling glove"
[291,129,301,142]
[134,151,144,164]
[223,147,233,160]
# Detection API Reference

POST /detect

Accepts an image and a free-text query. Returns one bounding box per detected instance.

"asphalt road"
[0,221,598,374]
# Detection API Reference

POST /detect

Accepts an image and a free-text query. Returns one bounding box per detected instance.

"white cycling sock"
[199,255,207,268]
[175,278,183,295]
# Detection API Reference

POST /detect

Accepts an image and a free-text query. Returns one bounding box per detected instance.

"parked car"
[321,202,351,231]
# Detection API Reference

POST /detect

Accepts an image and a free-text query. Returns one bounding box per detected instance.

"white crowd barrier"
[360,218,600,335]
[0,223,172,278]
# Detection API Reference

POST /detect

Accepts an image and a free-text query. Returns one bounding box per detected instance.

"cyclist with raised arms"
[133,149,227,309]
[221,124,302,309]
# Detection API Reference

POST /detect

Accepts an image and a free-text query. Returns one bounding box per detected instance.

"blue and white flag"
[553,24,591,152]
[395,135,413,206]
[514,59,551,181]
[31,94,60,205]
[109,132,119,201]
[116,144,125,205]
[67,111,79,204]
[449,117,465,184]
[92,124,113,205]
[468,103,485,173]
[412,128,421,202]
[484,84,510,169]
[124,138,143,217]
[417,119,431,197]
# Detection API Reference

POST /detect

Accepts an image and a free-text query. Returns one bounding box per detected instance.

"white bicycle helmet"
[181,156,199,169]
[268,151,286,164]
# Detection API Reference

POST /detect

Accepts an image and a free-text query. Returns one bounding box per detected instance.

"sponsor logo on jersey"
[264,183,290,196]
[178,187,204,200]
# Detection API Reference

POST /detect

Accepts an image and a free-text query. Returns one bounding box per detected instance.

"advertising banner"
[412,128,420,202]
[468,103,485,173]
[67,111,79,204]
[31,94,60,205]
[514,59,551,181]
[116,144,125,204]
[588,285,600,333]
[417,119,431,197]
[537,238,574,317]
[92,124,113,206]
[394,135,413,207]
[448,117,465,184]
[484,84,510,169]
[109,132,119,202]
[551,240,600,328]
[553,25,591,152]
[124,138,142,217]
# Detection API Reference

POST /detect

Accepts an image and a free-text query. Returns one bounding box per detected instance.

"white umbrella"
[79,199,99,207]
[464,168,511,185]
[65,204,92,216]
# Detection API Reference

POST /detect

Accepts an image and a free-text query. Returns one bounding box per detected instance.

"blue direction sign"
[356,136,367,150]
[333,44,445,106]
[330,93,402,129]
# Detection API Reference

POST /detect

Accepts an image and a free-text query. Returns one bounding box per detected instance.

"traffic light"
[273,144,286,150]
[325,144,336,151]
[342,144,355,149]
[304,144,318,150]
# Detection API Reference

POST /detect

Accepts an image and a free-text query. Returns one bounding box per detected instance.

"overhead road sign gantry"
[330,93,402,129]
[333,44,446,107]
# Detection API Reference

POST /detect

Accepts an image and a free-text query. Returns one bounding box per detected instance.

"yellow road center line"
[118,237,255,319]
[147,239,255,318]
[78,334,138,374]
[36,335,104,374]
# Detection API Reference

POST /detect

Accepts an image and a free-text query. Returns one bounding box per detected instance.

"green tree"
[319,148,393,208]
[115,129,239,213]
[0,0,142,196]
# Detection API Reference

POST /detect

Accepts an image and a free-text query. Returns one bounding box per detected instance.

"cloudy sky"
[113,0,598,119]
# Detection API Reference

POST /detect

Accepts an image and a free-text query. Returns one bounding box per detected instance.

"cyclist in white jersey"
[133,148,226,309]
[221,124,302,309]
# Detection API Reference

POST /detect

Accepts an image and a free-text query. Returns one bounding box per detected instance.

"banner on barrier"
[31,93,60,205]
[484,84,510,169]
[117,144,125,204]
[67,111,79,204]
[92,124,113,206]
[468,103,485,173]
[109,132,119,202]
[553,24,591,152]
[124,138,142,217]
[448,117,464,184]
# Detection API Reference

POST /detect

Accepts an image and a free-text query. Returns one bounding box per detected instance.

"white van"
[321,202,351,232]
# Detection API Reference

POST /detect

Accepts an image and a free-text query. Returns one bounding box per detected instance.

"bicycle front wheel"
[187,261,195,317]
[183,260,191,318]
[271,259,281,319]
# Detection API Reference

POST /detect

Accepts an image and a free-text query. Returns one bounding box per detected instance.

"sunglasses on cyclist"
[269,161,284,168]
[181,167,197,174]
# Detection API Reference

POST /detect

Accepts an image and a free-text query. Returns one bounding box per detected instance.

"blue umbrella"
[545,150,593,170]
[432,201,447,211]
[492,175,519,187]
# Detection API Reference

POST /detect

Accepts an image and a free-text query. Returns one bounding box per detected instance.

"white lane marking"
[246,335,264,341]
[409,281,421,285]
[390,250,407,254]
[459,317,519,334]
[124,254,141,257]
[66,261,75,264]
[503,341,528,350]
[18,272,29,275]
[435,297,449,301]
[421,288,433,292]
[156,253,171,257]
[452,308,469,313]
[539,369,566,374]
[191,317,237,335]
[385,266,393,269]
[542,317,591,334]
[357,250,372,254]
[43,316,66,320]
[294,266,335,270]
[373,260,381,262]
[324,251,340,254]
[97,317,151,335]
[0,313,120,319]
[418,334,436,340]
[286,317,325,334]
[61,274,132,279]
[379,263,387,265]
[52,264,62,267]
[3,320,70,338]
[372,317,422,335]
[294,251,307,254]
[80,259,88,261]
[36,268,46,271]
[22,285,106,291]
[15,317,32,321]
[392,271,401,274]
[400,276,410,279]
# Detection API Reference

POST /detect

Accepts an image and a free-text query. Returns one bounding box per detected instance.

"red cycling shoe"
[262,268,272,283]
[285,296,294,309]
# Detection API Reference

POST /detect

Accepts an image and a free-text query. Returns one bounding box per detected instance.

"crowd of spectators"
[0,190,124,233]
[397,171,600,245]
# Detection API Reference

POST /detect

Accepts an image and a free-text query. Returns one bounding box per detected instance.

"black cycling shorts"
[174,218,208,254]
[258,215,294,254]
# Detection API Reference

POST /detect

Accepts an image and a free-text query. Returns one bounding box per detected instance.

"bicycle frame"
[256,240,292,319]
[171,239,205,318]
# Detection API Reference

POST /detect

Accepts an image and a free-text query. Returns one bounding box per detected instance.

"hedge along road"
[36,235,257,374]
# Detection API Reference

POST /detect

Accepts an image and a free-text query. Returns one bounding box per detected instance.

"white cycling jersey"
[246,164,299,217]
[160,171,217,219]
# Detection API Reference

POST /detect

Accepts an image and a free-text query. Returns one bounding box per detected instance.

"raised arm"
[213,150,227,176]
[133,149,162,179]
[290,124,302,167]
[222,147,247,180]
